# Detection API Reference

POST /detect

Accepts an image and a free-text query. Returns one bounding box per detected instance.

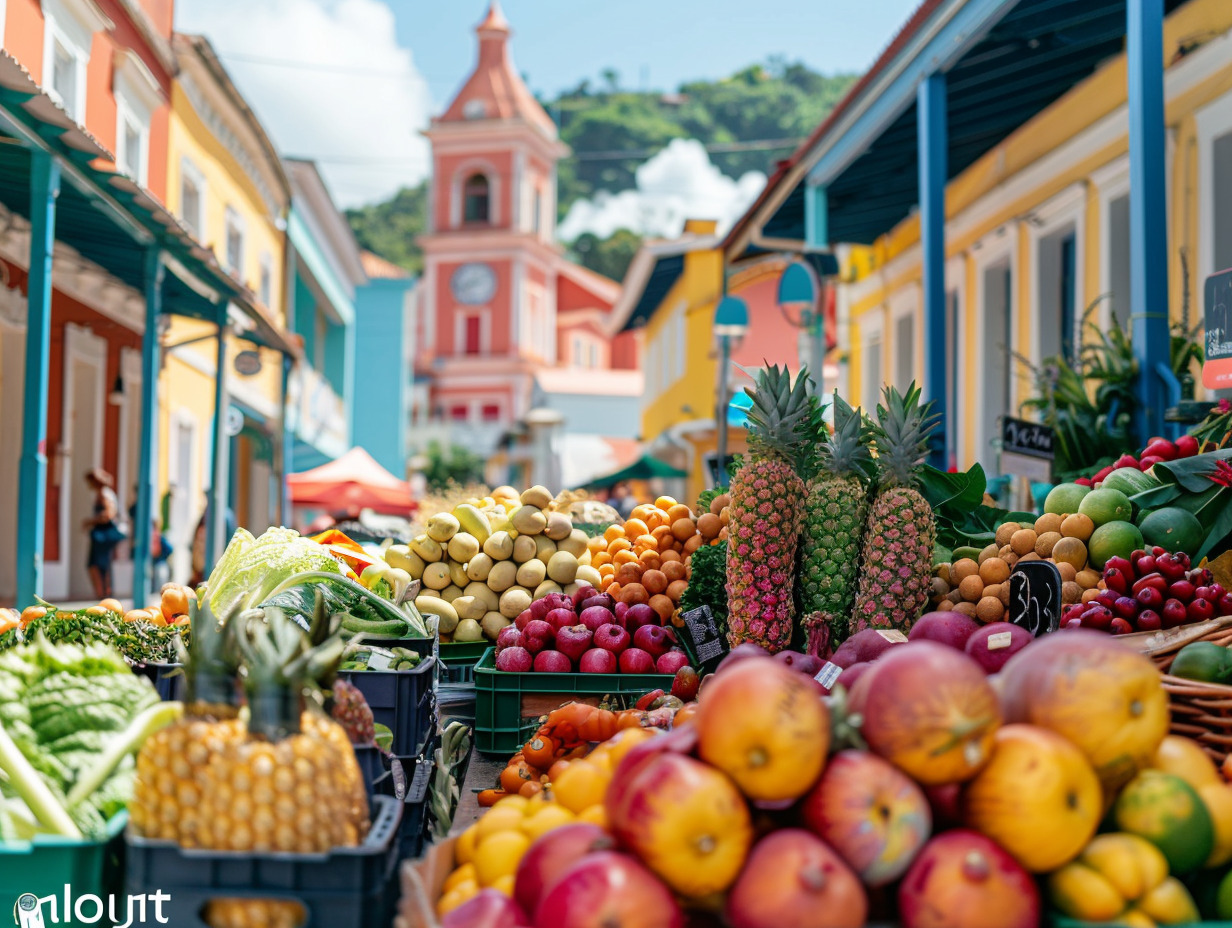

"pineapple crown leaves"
[738,362,814,466]
[174,595,243,707]
[871,381,941,490]
[234,600,346,697]
[808,391,877,483]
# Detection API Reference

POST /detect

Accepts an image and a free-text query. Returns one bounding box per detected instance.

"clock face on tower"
[451,262,497,305]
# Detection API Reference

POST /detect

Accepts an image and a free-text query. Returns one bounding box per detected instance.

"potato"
[558,529,589,558]
[482,612,512,640]
[484,531,514,561]
[520,485,553,509]
[534,535,558,563]
[454,618,484,643]
[487,560,518,593]
[453,595,486,622]
[464,581,499,612]
[500,586,533,619]
[516,558,547,589]
[533,580,562,599]
[422,562,452,591]
[466,552,494,582]
[447,532,480,563]
[548,551,579,584]
[512,534,538,563]
[439,584,463,603]
[511,505,548,536]
[411,535,443,563]
[426,512,460,543]
[414,595,458,634]
[449,560,469,589]
[384,544,425,578]
[544,512,573,541]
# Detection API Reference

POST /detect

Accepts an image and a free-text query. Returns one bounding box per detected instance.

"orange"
[454,825,479,865]
[630,505,654,523]
[553,760,610,814]
[613,549,638,566]
[646,510,668,529]
[490,874,516,898]
[587,535,607,554]
[624,518,649,539]
[609,537,632,554]
[522,804,576,840]
[602,727,659,768]
[666,504,692,523]
[474,830,531,886]
[603,524,625,543]
[443,863,477,893]
[655,496,678,510]
[577,804,608,828]
[475,806,525,841]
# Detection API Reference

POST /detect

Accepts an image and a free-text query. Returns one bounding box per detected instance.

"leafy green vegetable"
[1128,449,1232,560]
[206,526,347,618]
[260,570,429,638]
[678,541,728,624]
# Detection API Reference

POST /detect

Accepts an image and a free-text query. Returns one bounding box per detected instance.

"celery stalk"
[0,720,81,839]
[68,701,183,808]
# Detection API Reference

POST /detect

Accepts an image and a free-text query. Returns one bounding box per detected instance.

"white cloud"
[557,138,766,242]
[175,0,431,208]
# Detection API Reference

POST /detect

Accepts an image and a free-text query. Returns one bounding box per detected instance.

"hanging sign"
[234,350,263,376]
[1203,269,1232,390]
[225,405,245,437]
[1000,417,1054,482]
[1008,560,1063,637]
[677,605,729,674]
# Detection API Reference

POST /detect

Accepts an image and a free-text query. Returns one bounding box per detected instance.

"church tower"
[418,1,570,440]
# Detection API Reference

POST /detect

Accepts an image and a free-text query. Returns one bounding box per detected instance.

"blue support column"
[804,184,828,251]
[280,354,293,526]
[16,151,60,607]
[205,304,230,569]
[1128,0,1169,441]
[131,248,163,607]
[917,72,948,468]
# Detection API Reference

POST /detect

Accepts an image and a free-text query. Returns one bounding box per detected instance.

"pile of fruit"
[1064,548,1232,634]
[585,495,720,614]
[385,486,603,645]
[493,583,690,675]
[1078,435,1201,486]
[421,624,1232,928]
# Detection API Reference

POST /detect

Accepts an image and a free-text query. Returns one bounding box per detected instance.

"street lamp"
[777,259,825,395]
[715,295,749,487]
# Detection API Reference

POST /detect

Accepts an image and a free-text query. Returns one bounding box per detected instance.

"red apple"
[618,648,655,674]
[656,651,690,675]
[633,624,671,658]
[441,888,531,928]
[556,625,594,663]
[533,851,683,928]
[963,623,1031,674]
[624,603,658,631]
[724,829,866,928]
[522,619,555,654]
[546,607,578,633]
[495,646,533,672]
[908,611,982,650]
[534,650,573,673]
[580,606,615,632]
[594,623,631,655]
[514,824,612,917]
[496,626,523,653]
[670,665,699,700]
[579,648,618,673]
[899,830,1039,928]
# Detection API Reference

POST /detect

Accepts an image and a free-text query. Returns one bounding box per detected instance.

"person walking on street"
[83,468,124,600]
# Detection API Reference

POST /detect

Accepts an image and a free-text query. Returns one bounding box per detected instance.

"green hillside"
[346,61,856,280]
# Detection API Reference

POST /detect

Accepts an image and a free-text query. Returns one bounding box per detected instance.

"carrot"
[478,788,507,807]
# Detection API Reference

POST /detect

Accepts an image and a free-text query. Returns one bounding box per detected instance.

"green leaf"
[373,724,393,753]
[1150,449,1232,494]
[919,464,987,511]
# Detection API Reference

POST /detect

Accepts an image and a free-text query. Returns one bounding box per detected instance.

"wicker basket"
[1120,616,1232,672]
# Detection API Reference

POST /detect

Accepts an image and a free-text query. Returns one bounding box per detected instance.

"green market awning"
[586,454,687,487]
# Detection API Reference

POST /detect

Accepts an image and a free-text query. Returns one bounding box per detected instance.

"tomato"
[160,585,192,622]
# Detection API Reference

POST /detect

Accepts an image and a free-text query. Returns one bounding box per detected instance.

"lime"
[1078,488,1134,527]
[1087,520,1144,569]
[1044,483,1092,516]
[1138,507,1205,556]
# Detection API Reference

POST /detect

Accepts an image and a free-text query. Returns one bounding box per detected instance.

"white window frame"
[258,251,273,308]
[112,50,160,186]
[972,223,1020,476]
[41,0,110,123]
[572,335,583,368]
[178,157,207,239]
[858,308,885,413]
[946,255,966,468]
[1026,183,1086,366]
[1092,156,1131,332]
[224,206,245,278]
[1197,89,1232,283]
[889,285,920,393]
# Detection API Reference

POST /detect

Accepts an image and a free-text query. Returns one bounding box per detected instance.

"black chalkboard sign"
[1203,268,1232,390]
[1009,560,1063,637]
[677,605,729,674]
[1001,417,1055,459]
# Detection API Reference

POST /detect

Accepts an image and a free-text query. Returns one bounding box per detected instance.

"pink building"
[416,2,641,470]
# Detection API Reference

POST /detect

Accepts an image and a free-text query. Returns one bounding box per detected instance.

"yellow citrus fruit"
[583,750,614,775]
[552,760,609,814]
[496,794,530,813]
[522,803,576,841]
[443,863,478,893]
[475,806,525,841]
[599,727,658,768]
[437,880,479,917]
[577,804,608,828]
[454,825,479,865]
[491,874,516,897]
[474,830,532,886]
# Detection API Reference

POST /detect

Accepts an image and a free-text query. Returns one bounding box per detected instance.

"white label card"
[365,649,395,671]
[876,630,909,643]
[987,632,1014,651]
[814,661,842,688]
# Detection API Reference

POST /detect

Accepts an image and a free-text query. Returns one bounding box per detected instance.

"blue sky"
[176,0,920,210]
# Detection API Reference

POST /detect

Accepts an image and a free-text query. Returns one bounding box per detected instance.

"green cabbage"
[206,526,346,618]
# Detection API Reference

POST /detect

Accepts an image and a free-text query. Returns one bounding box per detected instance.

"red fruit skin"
[1103,568,1129,595]
[1132,574,1167,596]
[908,612,982,650]
[495,647,534,672]
[632,625,672,659]
[1135,556,1158,577]
[836,661,872,691]
[521,620,555,655]
[656,651,690,675]
[534,851,684,928]
[1190,568,1215,588]
[534,650,573,673]
[1114,455,1139,470]
[1167,580,1195,603]
[1143,440,1178,461]
[1105,556,1135,579]
[593,624,631,656]
[555,626,595,664]
[1135,587,1164,610]
[619,648,656,675]
[545,608,578,633]
[1065,618,1085,629]
[1079,605,1113,630]
[1162,599,1190,628]
[1109,617,1134,635]
[1096,465,1118,481]
[1131,550,1151,571]
[831,629,907,668]
[963,624,1033,674]
[441,889,531,928]
[1136,610,1162,632]
[1139,456,1164,469]
[1196,586,1219,602]
[1075,477,1094,487]
[1111,597,1140,620]
[1188,598,1216,623]
[580,607,616,633]
[1095,590,1121,609]
[579,648,618,673]
[496,626,523,653]
[1174,552,1192,570]
[1218,593,1232,617]
[899,830,1040,928]
[775,651,826,676]
[716,642,772,673]
[1176,435,1200,457]
[670,666,700,700]
[1213,584,1228,600]
[1155,555,1187,582]
[513,824,611,918]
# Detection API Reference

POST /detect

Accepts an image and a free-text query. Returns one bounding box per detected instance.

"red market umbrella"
[288,446,415,516]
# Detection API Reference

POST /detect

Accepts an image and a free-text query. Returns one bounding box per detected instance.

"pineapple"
[331,679,376,746]
[130,596,244,845]
[849,383,941,635]
[798,392,876,655]
[725,364,811,652]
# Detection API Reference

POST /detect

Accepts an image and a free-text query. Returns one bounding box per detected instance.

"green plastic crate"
[1,812,127,924]
[439,640,490,685]
[473,647,674,755]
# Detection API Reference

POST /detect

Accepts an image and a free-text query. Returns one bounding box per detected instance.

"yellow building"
[159,34,294,577]
[727,0,1232,483]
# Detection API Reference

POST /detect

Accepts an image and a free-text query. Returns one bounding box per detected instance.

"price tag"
[987,631,1014,651]
[1009,561,1063,637]
[1203,268,1232,389]
[814,661,842,689]
[876,630,909,643]
[677,605,729,674]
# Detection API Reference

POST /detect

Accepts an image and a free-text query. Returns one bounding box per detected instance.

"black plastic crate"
[373,744,434,862]
[124,795,402,928]
[339,654,437,756]
[131,661,186,702]
[352,744,385,799]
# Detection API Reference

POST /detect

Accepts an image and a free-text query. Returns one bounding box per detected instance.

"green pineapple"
[798,392,876,655]
[725,364,811,652]
[849,383,941,635]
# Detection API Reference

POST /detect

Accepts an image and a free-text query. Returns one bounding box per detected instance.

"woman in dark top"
[83,468,120,600]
